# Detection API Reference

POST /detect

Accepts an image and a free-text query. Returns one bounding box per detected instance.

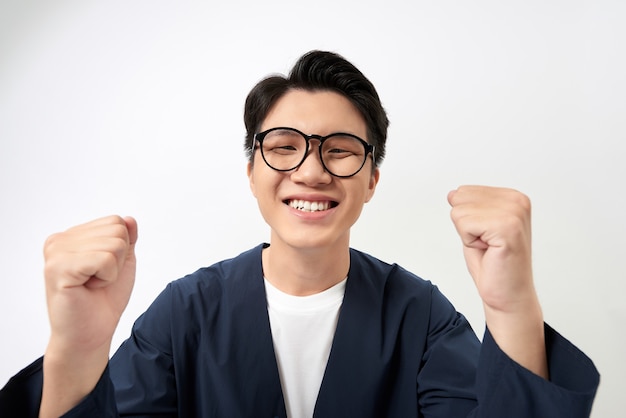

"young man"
[1,51,599,417]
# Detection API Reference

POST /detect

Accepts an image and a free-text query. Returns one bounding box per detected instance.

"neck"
[262,238,350,296]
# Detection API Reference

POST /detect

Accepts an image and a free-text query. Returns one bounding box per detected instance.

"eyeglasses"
[254,127,375,178]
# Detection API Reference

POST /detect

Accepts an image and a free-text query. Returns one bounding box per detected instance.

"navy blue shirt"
[0,244,600,417]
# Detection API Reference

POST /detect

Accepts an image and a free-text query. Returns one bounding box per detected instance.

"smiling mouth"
[285,199,338,212]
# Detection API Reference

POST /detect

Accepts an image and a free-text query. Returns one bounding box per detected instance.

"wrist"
[40,342,110,418]
[484,298,548,379]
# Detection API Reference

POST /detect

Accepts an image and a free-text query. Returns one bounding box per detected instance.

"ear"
[364,168,380,203]
[247,162,257,197]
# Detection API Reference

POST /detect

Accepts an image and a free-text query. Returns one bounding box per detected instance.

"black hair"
[243,50,389,166]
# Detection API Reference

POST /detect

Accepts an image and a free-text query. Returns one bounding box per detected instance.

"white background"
[1,1,624,416]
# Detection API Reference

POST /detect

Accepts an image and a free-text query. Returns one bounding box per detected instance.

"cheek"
[248,159,274,197]
[250,168,285,201]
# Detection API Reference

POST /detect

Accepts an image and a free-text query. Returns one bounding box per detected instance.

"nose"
[290,140,332,185]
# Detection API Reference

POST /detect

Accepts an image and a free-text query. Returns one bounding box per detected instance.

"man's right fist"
[43,215,138,353]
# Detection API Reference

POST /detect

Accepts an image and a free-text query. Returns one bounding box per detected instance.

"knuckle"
[107,214,126,225]
[43,257,60,281]
[519,194,531,211]
[43,232,61,252]
[102,250,120,268]
[507,189,531,210]
[111,236,129,255]
[109,222,130,241]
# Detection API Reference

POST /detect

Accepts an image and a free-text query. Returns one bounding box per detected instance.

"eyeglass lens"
[260,128,368,177]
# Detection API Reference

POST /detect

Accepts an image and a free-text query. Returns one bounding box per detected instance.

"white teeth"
[288,200,330,212]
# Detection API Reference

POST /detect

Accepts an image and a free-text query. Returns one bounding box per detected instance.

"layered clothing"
[0,244,599,417]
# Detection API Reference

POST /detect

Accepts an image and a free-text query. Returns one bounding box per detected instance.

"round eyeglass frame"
[254,126,375,178]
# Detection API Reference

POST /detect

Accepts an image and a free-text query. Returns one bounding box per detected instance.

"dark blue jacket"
[0,244,599,417]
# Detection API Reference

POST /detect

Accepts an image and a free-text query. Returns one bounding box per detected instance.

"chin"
[279,230,350,252]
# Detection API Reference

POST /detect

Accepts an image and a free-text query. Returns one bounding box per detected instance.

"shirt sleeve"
[107,284,177,416]
[0,357,44,418]
[474,324,599,418]
[417,286,599,418]
[0,284,177,418]
[0,358,119,418]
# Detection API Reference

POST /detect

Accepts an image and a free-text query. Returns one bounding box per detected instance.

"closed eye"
[269,145,299,154]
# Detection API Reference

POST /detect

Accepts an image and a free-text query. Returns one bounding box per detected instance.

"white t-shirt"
[264,278,347,418]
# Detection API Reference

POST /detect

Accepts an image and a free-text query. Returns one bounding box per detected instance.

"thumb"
[123,216,139,250]
[447,189,457,206]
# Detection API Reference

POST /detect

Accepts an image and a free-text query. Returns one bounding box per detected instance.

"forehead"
[260,89,367,139]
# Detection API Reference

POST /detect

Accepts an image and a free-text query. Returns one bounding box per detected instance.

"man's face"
[247,89,379,252]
